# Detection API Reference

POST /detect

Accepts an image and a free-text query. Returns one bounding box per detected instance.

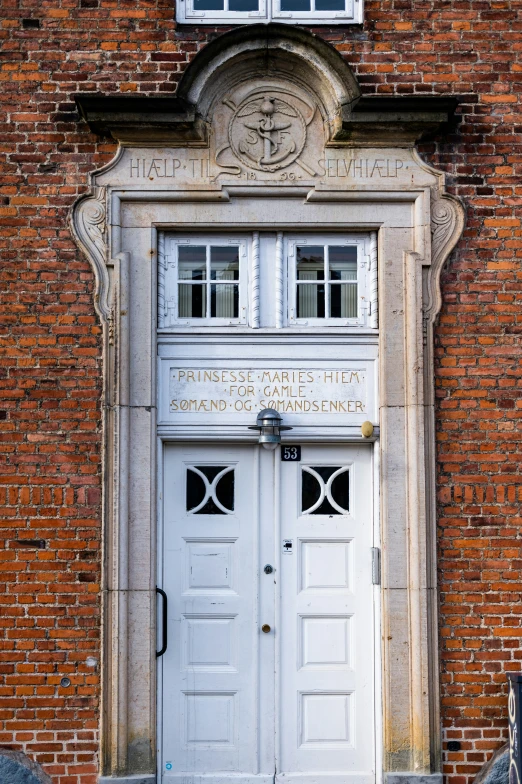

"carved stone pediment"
[76,25,457,150]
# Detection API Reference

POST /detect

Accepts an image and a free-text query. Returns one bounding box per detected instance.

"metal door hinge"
[371,547,381,585]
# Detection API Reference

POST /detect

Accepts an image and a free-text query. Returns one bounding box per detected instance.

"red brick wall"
[1,1,520,782]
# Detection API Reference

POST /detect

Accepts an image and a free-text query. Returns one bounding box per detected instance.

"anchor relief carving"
[215,84,320,180]
[230,95,307,173]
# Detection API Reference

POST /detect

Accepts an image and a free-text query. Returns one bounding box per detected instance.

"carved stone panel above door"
[214,82,323,181]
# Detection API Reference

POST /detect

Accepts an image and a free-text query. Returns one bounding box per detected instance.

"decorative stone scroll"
[425,193,465,325]
[70,186,109,320]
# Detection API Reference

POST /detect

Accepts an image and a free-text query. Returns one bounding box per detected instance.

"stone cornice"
[341,95,459,146]
[75,92,459,148]
[75,94,207,146]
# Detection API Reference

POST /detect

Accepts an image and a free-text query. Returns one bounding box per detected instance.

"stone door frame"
[71,24,465,784]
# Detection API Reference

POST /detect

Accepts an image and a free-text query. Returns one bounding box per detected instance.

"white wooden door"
[161,443,375,784]
[278,444,375,784]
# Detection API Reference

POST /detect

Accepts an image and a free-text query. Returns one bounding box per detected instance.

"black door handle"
[156,587,168,657]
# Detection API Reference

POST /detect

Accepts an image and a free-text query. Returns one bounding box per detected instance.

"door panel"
[278,445,375,784]
[161,443,375,784]
[162,444,274,784]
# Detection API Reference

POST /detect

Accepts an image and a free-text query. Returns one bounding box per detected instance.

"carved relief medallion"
[229,94,307,173]
[212,82,321,181]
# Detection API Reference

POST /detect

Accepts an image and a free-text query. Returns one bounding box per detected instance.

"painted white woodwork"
[158,231,167,329]
[278,444,375,784]
[163,235,249,327]
[275,232,284,329]
[176,0,361,28]
[369,232,378,330]
[161,444,274,784]
[161,443,374,784]
[160,232,373,331]
[287,235,370,327]
[251,231,260,329]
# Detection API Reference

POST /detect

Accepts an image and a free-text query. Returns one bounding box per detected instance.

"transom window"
[161,236,248,326]
[178,245,240,319]
[287,235,370,326]
[294,244,357,320]
[176,0,361,24]
[159,232,374,329]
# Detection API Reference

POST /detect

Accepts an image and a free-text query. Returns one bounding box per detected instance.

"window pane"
[211,284,239,319]
[296,246,324,281]
[297,284,325,318]
[229,0,258,10]
[302,466,349,515]
[187,466,234,515]
[329,246,357,281]
[211,246,239,281]
[193,0,224,8]
[281,0,311,10]
[330,283,357,318]
[179,246,206,281]
[179,284,206,318]
[315,0,345,9]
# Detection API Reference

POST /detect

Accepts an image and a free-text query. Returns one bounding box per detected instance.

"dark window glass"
[330,283,357,318]
[210,247,239,281]
[280,0,311,9]
[296,246,324,281]
[328,246,357,281]
[301,466,349,515]
[186,468,206,511]
[211,285,239,318]
[229,0,259,10]
[297,284,325,318]
[179,284,206,318]
[193,0,224,8]
[187,466,235,515]
[315,0,345,9]
[179,246,206,280]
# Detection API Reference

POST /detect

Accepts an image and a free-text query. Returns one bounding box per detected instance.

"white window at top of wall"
[287,235,372,327]
[159,232,375,330]
[160,236,248,328]
[176,0,362,25]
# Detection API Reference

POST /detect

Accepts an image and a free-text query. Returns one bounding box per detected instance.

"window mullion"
[324,244,330,319]
[206,245,211,319]
[174,244,179,321]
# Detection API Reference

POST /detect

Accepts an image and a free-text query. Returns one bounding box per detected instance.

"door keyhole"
[264,564,273,574]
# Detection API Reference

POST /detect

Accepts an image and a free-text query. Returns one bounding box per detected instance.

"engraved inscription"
[129,155,210,180]
[319,157,405,179]
[169,368,367,415]
[127,152,406,182]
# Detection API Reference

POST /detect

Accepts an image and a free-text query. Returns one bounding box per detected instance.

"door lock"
[261,624,271,634]
[264,564,273,574]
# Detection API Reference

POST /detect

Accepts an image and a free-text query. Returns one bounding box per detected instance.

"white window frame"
[286,233,371,327]
[176,0,361,25]
[163,234,248,327]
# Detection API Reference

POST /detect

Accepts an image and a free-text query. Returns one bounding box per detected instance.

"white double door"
[161,442,376,784]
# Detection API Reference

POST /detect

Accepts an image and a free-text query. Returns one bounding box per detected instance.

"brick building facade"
[1,3,521,784]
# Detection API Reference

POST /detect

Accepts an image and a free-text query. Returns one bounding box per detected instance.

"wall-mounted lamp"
[249,408,292,450]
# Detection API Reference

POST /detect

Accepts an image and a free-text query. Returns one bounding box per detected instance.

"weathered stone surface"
[0,750,52,784]
[473,744,509,784]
